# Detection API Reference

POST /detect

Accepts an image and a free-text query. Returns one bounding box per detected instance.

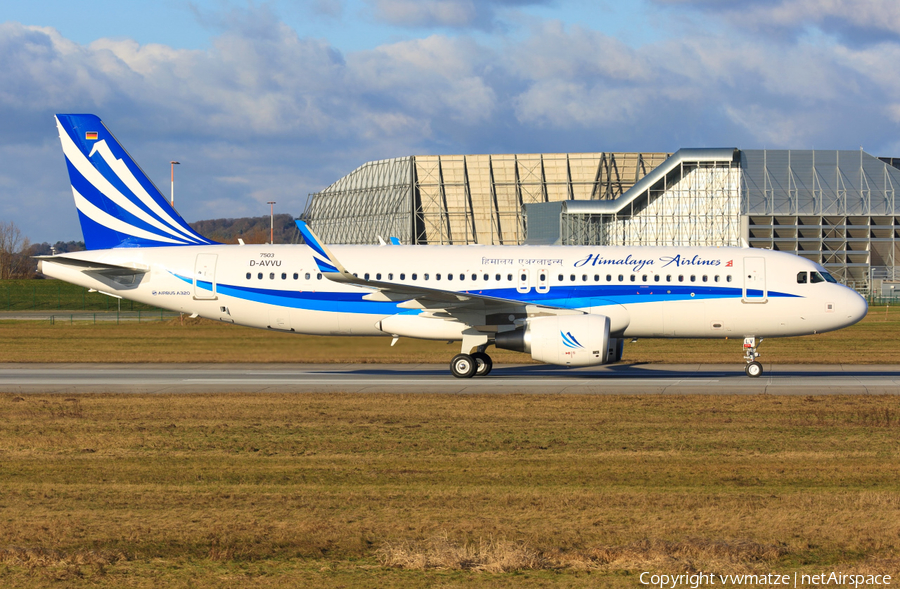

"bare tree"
[0,221,32,279]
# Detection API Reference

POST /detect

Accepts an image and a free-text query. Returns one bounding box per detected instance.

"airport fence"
[0,279,163,312]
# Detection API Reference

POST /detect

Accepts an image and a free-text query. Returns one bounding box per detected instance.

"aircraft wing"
[295,220,582,324]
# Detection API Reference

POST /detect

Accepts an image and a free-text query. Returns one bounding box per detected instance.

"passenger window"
[281,272,287,280]
[424,274,430,281]
[714,275,719,283]
[412,273,418,281]
[246,272,251,279]
[606,274,612,282]
[446,274,451,281]
[435,274,441,281]
[570,274,575,282]
[666,275,672,282]
[540,273,546,281]
[400,273,405,280]
[582,274,587,282]
[594,275,599,282]
[702,275,708,282]
[484,274,489,281]
[630,275,636,282]
[269,273,275,280]
[654,275,660,282]
[797,272,807,284]
[293,272,298,280]
[618,275,624,282]
[258,273,263,279]
[317,273,322,280]
[690,275,696,282]
[726,275,732,282]
[495,274,501,281]
[364,273,370,280]
[376,273,382,280]
[678,275,684,282]
[388,273,393,280]
[507,274,513,281]
[558,274,564,281]
[470,274,475,280]
[305,273,311,280]
[642,275,648,282]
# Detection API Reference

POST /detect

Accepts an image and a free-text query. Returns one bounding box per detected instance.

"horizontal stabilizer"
[36,255,149,277]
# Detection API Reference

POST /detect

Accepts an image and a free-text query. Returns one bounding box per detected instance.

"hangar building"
[304,149,900,295]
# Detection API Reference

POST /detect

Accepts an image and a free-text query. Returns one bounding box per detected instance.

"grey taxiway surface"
[1,363,899,394]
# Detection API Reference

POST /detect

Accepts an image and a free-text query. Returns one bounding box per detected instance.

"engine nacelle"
[495,314,610,367]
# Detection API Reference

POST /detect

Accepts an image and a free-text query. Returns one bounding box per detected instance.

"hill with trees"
[189,214,300,244]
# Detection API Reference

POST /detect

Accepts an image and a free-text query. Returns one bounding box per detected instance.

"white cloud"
[653,0,900,42]
[507,21,652,82]
[366,0,551,30]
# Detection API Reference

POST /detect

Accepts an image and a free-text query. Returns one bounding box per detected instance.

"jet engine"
[495,314,611,367]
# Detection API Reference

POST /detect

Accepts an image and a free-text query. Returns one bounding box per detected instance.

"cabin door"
[193,254,218,300]
[742,257,767,303]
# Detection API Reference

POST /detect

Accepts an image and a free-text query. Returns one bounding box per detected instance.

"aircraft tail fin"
[55,114,218,250]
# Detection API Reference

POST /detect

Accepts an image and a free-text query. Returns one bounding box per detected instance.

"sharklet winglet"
[296,220,353,278]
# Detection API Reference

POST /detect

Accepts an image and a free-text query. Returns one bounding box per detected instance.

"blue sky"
[3,0,900,243]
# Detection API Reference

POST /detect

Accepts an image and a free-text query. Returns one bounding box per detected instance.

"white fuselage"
[40,243,867,341]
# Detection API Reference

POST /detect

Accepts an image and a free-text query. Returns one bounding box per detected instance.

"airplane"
[39,114,868,378]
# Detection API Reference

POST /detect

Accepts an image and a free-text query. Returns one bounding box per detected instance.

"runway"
[1,363,899,394]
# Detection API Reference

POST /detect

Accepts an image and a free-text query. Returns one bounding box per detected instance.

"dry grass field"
[0,393,898,587]
[1,305,899,365]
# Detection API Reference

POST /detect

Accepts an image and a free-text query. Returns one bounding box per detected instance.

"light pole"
[170,161,180,207]
[267,201,276,244]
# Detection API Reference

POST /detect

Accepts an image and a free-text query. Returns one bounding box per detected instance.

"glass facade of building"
[305,152,669,245]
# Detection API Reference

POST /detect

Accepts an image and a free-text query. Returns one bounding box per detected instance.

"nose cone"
[840,287,868,328]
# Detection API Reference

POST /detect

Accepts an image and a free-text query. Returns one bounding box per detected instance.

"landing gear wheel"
[745,361,763,378]
[450,353,477,378]
[471,352,493,377]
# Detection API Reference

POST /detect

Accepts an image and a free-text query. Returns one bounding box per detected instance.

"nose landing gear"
[743,337,763,377]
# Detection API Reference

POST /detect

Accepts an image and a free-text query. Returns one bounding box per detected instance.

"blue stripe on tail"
[55,114,218,250]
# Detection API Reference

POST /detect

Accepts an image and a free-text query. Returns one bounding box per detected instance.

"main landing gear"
[450,350,493,378]
[743,336,763,378]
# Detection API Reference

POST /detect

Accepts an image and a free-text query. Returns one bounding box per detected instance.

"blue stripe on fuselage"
[176,273,799,313]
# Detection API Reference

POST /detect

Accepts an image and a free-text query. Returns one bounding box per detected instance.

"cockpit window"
[797,271,807,284]
[810,272,825,284]
[821,271,838,283]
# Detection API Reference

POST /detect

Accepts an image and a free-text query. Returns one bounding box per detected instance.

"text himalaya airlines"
[574,253,725,272]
